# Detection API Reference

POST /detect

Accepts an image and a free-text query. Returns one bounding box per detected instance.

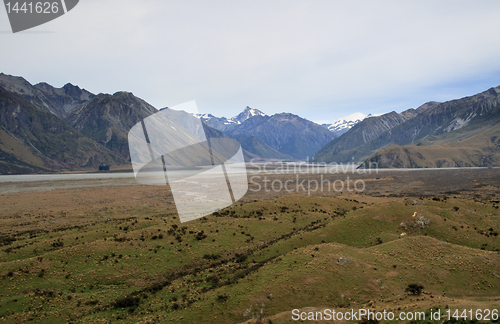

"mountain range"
[195,106,267,132]
[65,92,158,160]
[0,74,339,173]
[314,87,500,168]
[209,107,335,159]
[194,106,337,159]
[0,73,94,118]
[1,72,499,174]
[0,85,125,174]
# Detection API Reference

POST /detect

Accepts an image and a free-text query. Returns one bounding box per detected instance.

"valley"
[0,168,499,323]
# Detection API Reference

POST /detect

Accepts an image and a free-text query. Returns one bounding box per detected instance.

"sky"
[1,0,500,124]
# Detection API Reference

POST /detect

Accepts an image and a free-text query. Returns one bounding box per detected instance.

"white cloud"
[1,0,500,122]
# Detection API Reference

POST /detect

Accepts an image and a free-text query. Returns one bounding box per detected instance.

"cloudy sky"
[1,0,500,123]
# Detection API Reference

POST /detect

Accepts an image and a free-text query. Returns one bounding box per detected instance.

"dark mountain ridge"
[313,87,500,163]
[0,85,125,173]
[313,109,417,162]
[65,92,158,159]
[226,112,335,159]
[0,73,94,118]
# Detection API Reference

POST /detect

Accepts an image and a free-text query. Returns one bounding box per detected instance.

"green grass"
[0,194,499,323]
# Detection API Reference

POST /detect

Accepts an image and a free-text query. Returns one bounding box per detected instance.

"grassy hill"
[1,187,498,323]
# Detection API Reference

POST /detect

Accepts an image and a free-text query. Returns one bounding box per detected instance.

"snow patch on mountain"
[320,112,370,134]
[193,106,266,126]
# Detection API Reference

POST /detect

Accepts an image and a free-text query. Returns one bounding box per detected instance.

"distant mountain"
[363,112,500,168]
[194,106,332,160]
[0,85,125,174]
[0,73,94,118]
[65,92,158,159]
[232,106,267,123]
[226,112,335,159]
[315,87,500,165]
[228,135,293,160]
[162,107,289,160]
[196,106,267,132]
[313,109,418,162]
[321,112,368,136]
[323,119,361,134]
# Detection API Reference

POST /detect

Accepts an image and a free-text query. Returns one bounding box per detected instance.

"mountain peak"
[113,91,134,97]
[233,106,267,123]
[321,112,368,135]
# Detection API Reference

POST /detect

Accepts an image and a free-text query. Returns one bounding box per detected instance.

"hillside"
[314,87,500,164]
[159,107,288,161]
[1,187,498,323]
[313,110,417,162]
[0,73,94,118]
[197,106,267,133]
[65,92,158,159]
[0,86,126,173]
[227,113,335,159]
[228,135,293,160]
[363,113,500,168]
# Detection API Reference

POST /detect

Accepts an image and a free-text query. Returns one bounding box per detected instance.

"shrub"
[114,296,140,308]
[405,283,424,295]
[202,253,220,261]
[235,253,247,263]
[217,294,229,302]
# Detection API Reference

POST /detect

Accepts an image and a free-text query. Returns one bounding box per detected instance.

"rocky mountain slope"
[321,112,368,136]
[0,73,94,118]
[162,107,289,160]
[65,92,158,159]
[196,106,267,133]
[0,86,125,174]
[314,87,500,164]
[322,118,362,136]
[228,134,293,160]
[313,109,418,162]
[197,107,334,160]
[226,112,335,159]
[363,107,500,168]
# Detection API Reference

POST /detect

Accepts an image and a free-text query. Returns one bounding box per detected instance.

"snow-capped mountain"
[321,112,369,136]
[233,106,267,123]
[194,106,267,132]
[192,106,334,159]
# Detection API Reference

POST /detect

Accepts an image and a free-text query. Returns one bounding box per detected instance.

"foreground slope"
[1,187,498,323]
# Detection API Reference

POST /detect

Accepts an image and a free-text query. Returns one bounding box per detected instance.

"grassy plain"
[0,169,499,323]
